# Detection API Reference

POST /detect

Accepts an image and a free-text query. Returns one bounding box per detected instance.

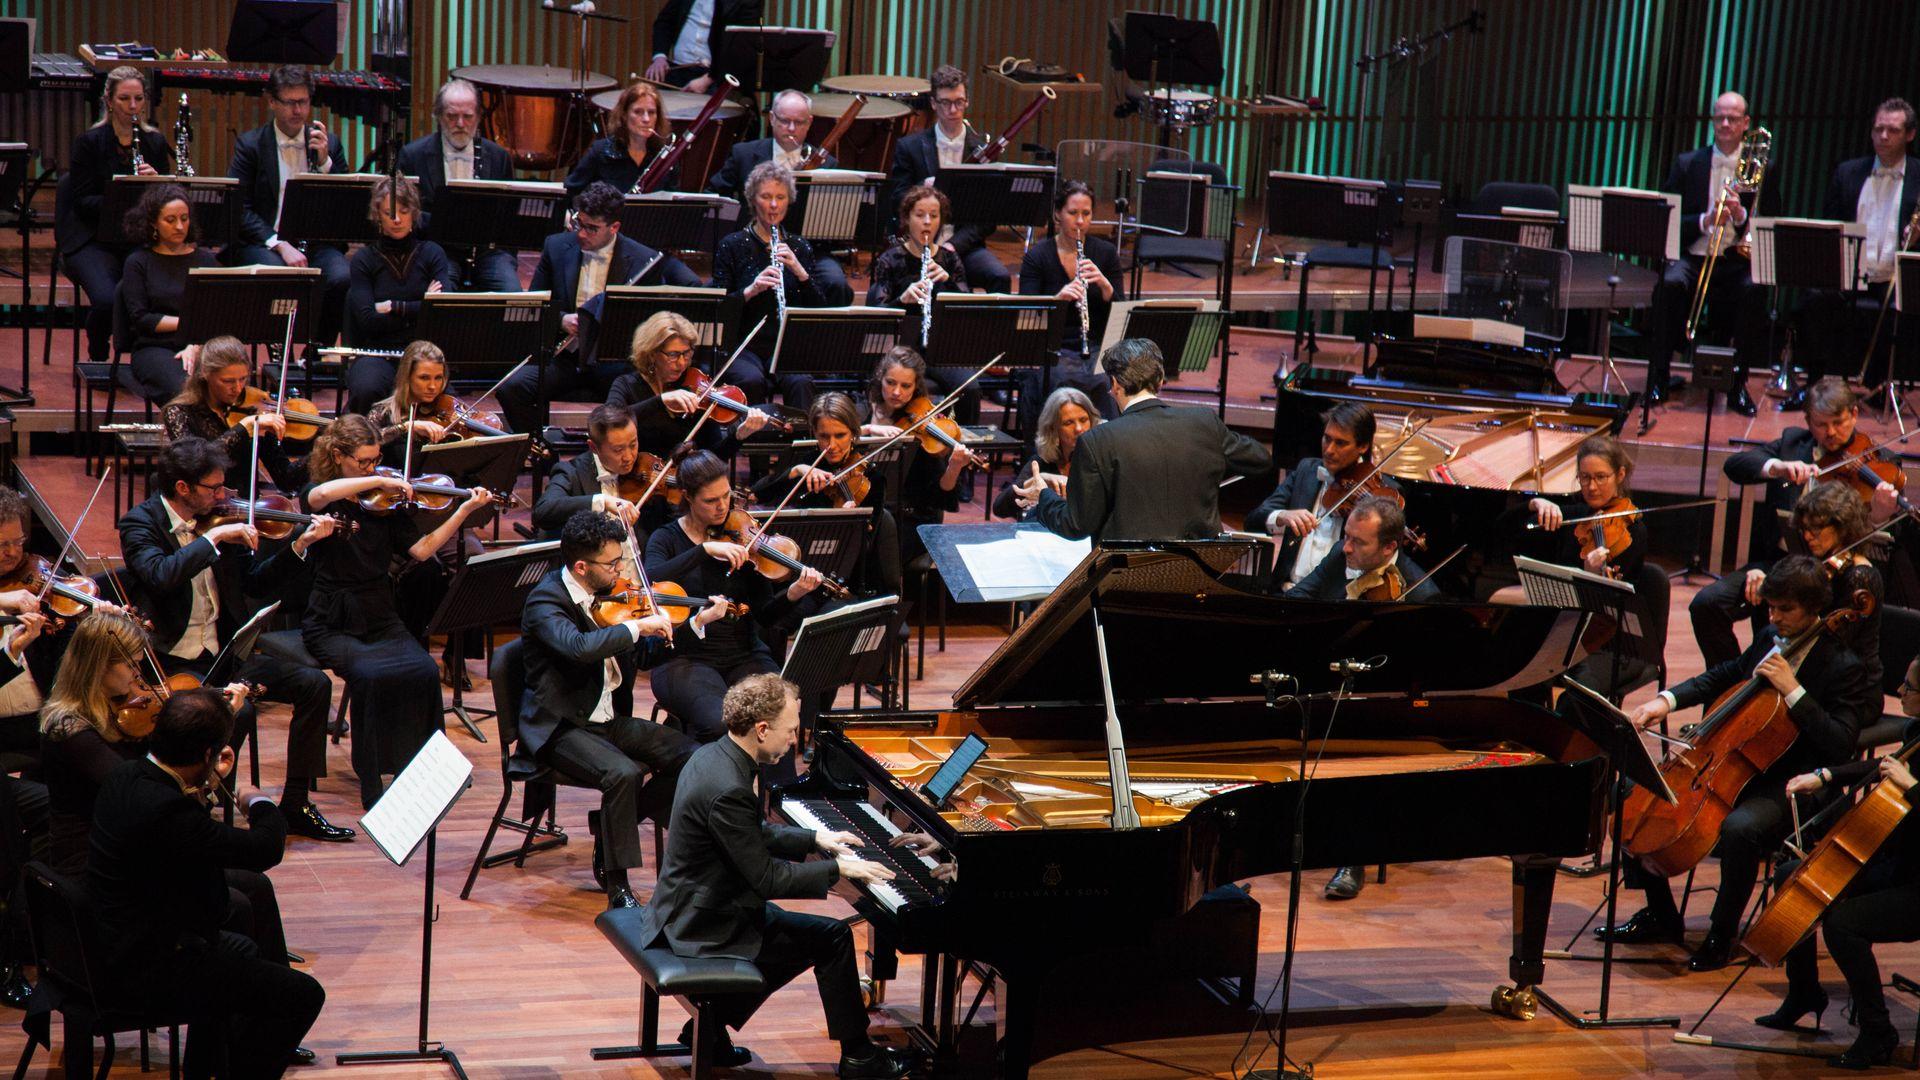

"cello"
[1620,588,1877,878]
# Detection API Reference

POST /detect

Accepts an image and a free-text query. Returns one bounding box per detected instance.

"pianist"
[635,674,914,1079]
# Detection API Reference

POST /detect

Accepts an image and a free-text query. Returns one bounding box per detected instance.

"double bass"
[1620,589,1877,877]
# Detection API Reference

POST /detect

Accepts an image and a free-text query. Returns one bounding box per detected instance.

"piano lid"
[952,542,1588,708]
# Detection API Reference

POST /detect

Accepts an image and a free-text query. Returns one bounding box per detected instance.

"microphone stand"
[535,0,628,169]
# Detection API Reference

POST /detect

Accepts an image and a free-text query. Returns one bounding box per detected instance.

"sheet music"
[1099,297,1219,358]
[359,731,473,867]
[955,530,1091,601]
[795,178,867,240]
[1566,184,1603,253]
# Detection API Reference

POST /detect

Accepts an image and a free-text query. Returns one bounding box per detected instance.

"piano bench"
[590,907,766,1078]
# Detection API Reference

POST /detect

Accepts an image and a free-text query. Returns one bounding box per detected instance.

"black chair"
[461,636,661,900]
[15,860,187,1079]
[590,905,765,1078]
[1128,159,1239,290]
[1863,603,1920,751]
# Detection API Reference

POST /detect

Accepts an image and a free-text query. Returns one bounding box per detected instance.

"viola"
[356,466,518,514]
[829,451,871,508]
[225,386,332,442]
[420,394,552,461]
[200,495,357,541]
[1573,496,1638,579]
[0,553,106,620]
[615,452,683,507]
[588,578,746,629]
[113,674,266,741]
[1620,589,1877,878]
[1353,563,1405,602]
[708,507,851,599]
[892,395,971,459]
[1816,431,1908,507]
[675,368,757,428]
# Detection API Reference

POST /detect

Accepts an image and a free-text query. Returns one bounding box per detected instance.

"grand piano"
[775,542,1609,1076]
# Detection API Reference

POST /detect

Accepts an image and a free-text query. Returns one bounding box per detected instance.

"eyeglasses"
[659,348,694,362]
[1575,472,1617,486]
[933,97,969,111]
[272,96,312,108]
[189,479,226,493]
[348,453,383,468]
[0,537,24,553]
[582,556,625,570]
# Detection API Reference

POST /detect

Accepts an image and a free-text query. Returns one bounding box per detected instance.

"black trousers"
[171,649,332,783]
[458,247,522,293]
[497,354,630,436]
[540,716,697,870]
[1783,857,1920,1034]
[63,241,123,362]
[716,903,868,1043]
[1643,252,1770,391]
[1800,285,1920,387]
[811,253,854,307]
[650,654,779,743]
[1626,784,1790,938]
[727,350,817,412]
[226,243,350,346]
[344,354,399,417]
[957,244,1012,296]
[125,930,324,1080]
[1687,560,1770,672]
[126,345,189,404]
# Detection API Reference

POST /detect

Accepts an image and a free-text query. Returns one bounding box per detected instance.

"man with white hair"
[395,78,520,291]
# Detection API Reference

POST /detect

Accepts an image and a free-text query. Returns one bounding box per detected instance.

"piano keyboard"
[780,797,946,914]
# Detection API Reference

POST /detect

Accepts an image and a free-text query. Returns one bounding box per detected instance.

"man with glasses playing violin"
[117,437,352,841]
[520,509,713,908]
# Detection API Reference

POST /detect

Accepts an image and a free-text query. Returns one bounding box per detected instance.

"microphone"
[1329,657,1384,675]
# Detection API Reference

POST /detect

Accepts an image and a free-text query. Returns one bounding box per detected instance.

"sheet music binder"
[182,266,324,344]
[1567,184,1679,262]
[1100,299,1224,373]
[415,291,557,377]
[768,306,902,376]
[1264,171,1400,245]
[97,175,241,247]
[279,173,401,247]
[936,163,1057,230]
[424,538,565,639]
[923,294,1068,370]
[358,729,474,868]
[746,506,873,585]
[413,434,531,531]
[791,169,884,245]
[431,179,570,253]
[779,594,900,703]
[1514,555,1659,667]
[596,285,739,368]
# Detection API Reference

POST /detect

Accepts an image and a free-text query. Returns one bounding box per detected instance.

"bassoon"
[969,86,1057,164]
[635,74,739,194]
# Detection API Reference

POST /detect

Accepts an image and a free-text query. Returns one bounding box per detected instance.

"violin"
[1352,562,1405,602]
[1816,431,1907,506]
[1572,496,1638,580]
[0,553,106,620]
[829,451,871,508]
[675,368,790,430]
[112,675,266,741]
[356,466,518,513]
[615,452,683,507]
[708,506,851,599]
[1620,588,1877,878]
[225,386,332,442]
[588,579,746,629]
[199,495,357,541]
[1325,458,1405,512]
[893,395,972,459]
[420,394,553,461]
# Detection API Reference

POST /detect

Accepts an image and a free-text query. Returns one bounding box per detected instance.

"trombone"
[1685,126,1772,342]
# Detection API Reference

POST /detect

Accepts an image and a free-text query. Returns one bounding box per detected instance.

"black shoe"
[679,1020,753,1068]
[1594,907,1683,945]
[1687,932,1734,972]
[285,802,356,842]
[838,1044,913,1079]
[1781,386,1808,412]
[1754,987,1828,1031]
[0,966,31,1010]
[1324,866,1364,900]
[1645,382,1668,407]
[1727,384,1757,417]
[289,1046,316,1066]
[1831,1025,1900,1069]
[606,883,637,910]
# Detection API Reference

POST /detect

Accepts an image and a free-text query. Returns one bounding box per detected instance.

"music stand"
[618,192,731,257]
[1121,12,1222,148]
[1753,218,1872,400]
[746,507,873,587]
[341,731,473,1078]
[1265,172,1402,370]
[791,170,885,252]
[596,285,739,370]
[1444,236,1570,342]
[936,163,1057,232]
[781,594,900,710]
[429,180,569,254]
[1432,207,1567,274]
[1569,184,1678,433]
[227,0,339,65]
[416,434,530,522]
[181,267,323,345]
[279,174,390,248]
[1102,299,1228,411]
[421,531,562,740]
[96,176,241,248]
[768,307,902,380]
[416,290,558,385]
[0,142,32,401]
[716,26,836,115]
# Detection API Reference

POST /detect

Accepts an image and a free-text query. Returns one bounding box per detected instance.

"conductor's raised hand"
[1012,460,1046,509]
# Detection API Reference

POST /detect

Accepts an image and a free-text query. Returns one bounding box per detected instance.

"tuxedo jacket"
[650,0,765,72]
[886,127,989,251]
[227,122,349,247]
[393,131,514,227]
[704,138,836,202]
[1660,143,1782,255]
[1822,154,1920,231]
[1249,458,1404,578]
[515,568,665,762]
[1283,548,1441,603]
[531,231,700,317]
[116,493,298,653]
[56,124,174,253]
[1667,626,1872,783]
[635,736,835,960]
[530,451,607,537]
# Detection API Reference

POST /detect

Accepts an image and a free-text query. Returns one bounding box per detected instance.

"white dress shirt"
[161,497,221,660]
[269,124,319,241]
[1689,146,1740,257]
[935,124,966,170]
[773,141,806,171]
[441,133,475,181]
[1858,160,1907,284]
[667,0,715,67]
[1660,630,1810,713]
[1284,466,1341,584]
[575,243,612,309]
[562,568,644,726]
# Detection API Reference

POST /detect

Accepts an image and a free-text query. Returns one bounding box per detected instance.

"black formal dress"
[1800,154,1920,387]
[709,227,824,408]
[635,736,870,1042]
[1284,549,1442,602]
[1031,397,1271,544]
[87,759,322,1079]
[37,714,140,875]
[393,131,520,291]
[1522,496,1655,700]
[160,401,304,494]
[1017,235,1125,420]
[704,139,852,305]
[643,521,799,742]
[515,568,697,873]
[226,122,352,344]
[496,231,701,434]
[117,493,333,787]
[342,235,457,412]
[564,135,678,197]
[885,126,1013,293]
[865,239,979,422]
[858,401,965,571]
[750,452,901,594]
[54,123,172,361]
[297,485,443,807]
[118,246,220,402]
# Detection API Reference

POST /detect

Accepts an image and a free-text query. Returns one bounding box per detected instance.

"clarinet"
[173,94,195,177]
[919,240,936,345]
[769,223,787,321]
[129,133,146,175]
[1074,236,1091,353]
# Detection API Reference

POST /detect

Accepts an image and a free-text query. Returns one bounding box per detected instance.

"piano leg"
[1492,853,1559,1020]
[996,971,1036,1080]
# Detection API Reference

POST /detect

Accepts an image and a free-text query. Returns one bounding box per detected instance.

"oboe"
[769,223,787,320]
[1074,236,1090,353]
[173,93,195,177]
[919,239,936,344]
[129,133,146,174]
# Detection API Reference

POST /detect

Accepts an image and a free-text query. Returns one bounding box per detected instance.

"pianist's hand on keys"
[892,832,958,882]
[836,854,896,884]
[813,829,866,858]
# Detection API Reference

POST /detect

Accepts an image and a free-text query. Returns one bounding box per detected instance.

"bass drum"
[455,64,617,173]
[804,94,911,175]
[592,86,749,191]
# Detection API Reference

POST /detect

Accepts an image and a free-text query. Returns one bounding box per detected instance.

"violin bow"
[765,445,835,529]
[457,353,533,422]
[35,467,112,610]
[677,316,768,444]
[397,403,417,509]
[1312,414,1432,526]
[1524,497,1721,530]
[823,352,1003,487]
[99,557,173,686]
[1398,541,1466,599]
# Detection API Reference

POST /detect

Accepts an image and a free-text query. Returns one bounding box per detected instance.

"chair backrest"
[1138,164,1238,243]
[1877,603,1920,697]
[21,860,104,1011]
[489,635,527,760]
[1470,181,1561,215]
